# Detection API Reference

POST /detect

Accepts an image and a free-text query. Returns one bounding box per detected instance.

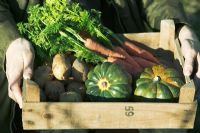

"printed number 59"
[125,106,134,117]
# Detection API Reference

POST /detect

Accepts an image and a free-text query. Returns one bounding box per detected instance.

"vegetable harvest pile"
[18,0,158,72]
[18,0,111,64]
[20,0,185,102]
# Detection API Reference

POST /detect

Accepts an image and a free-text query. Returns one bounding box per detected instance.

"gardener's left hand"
[178,25,200,78]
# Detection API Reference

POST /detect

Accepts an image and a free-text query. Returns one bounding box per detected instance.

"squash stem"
[98,78,110,91]
[153,76,161,82]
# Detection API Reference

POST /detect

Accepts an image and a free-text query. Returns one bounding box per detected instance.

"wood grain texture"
[123,33,160,49]
[159,20,175,51]
[23,79,40,102]
[179,81,196,103]
[22,102,197,129]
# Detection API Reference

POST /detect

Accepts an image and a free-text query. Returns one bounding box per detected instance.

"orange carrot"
[79,31,91,40]
[122,41,160,64]
[132,56,157,68]
[114,46,143,72]
[107,57,143,75]
[85,38,125,59]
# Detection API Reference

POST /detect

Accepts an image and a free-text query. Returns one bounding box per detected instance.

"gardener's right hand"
[6,38,35,108]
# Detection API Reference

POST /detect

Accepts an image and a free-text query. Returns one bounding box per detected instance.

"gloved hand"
[178,25,200,78]
[6,38,35,108]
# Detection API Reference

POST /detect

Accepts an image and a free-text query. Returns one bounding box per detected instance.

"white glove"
[6,38,35,108]
[178,25,200,78]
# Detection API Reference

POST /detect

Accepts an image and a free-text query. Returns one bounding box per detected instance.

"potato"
[60,76,76,86]
[40,89,47,102]
[88,64,95,71]
[71,59,88,82]
[52,54,71,80]
[66,81,86,97]
[45,80,65,101]
[59,91,82,102]
[33,65,53,88]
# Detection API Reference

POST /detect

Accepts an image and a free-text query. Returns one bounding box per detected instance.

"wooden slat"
[123,33,160,49]
[159,20,175,51]
[22,102,197,129]
[179,81,196,103]
[23,79,40,102]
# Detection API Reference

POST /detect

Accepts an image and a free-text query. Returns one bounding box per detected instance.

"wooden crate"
[22,20,197,130]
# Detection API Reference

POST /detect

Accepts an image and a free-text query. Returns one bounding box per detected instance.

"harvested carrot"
[132,56,157,68]
[122,41,160,64]
[85,38,125,59]
[114,46,143,72]
[79,31,91,40]
[107,57,142,75]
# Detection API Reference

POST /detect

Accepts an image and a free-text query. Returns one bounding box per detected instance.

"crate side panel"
[22,102,197,129]
[123,33,160,49]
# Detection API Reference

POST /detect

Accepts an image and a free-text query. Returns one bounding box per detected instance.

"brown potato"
[40,89,47,102]
[59,91,82,102]
[71,59,88,82]
[33,65,54,88]
[66,81,86,97]
[52,54,71,80]
[45,80,65,101]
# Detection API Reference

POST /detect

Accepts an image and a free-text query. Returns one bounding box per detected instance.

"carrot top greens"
[18,0,116,64]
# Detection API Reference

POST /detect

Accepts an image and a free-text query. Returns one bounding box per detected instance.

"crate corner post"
[23,79,40,103]
[159,19,175,51]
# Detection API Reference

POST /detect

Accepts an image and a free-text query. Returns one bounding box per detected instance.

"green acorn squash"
[85,62,132,101]
[134,65,184,101]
